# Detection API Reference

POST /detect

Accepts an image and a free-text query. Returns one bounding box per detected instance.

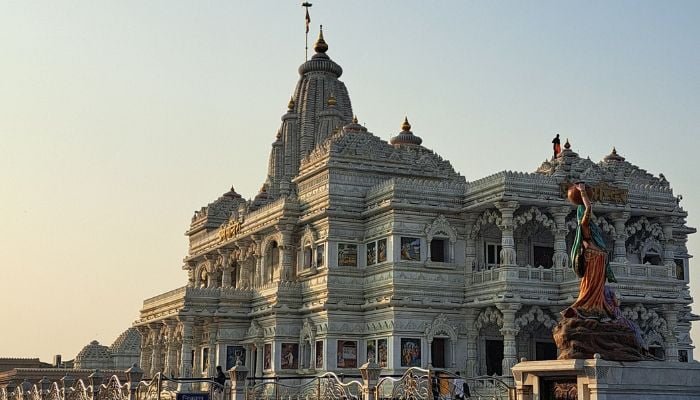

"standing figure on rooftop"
[552,133,561,158]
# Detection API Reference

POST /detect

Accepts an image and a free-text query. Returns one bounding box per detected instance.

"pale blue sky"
[1,1,699,362]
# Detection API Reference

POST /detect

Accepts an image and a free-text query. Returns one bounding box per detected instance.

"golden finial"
[314,25,328,53]
[352,115,358,124]
[564,138,571,150]
[287,96,295,111]
[401,116,411,131]
[612,146,617,155]
[327,93,337,107]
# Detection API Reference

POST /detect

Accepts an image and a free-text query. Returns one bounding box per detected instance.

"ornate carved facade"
[133,31,696,379]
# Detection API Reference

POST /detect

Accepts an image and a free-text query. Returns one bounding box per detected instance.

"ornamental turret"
[316,94,344,143]
[389,117,423,147]
[267,129,284,198]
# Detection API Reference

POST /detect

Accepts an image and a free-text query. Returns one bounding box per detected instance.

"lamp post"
[125,364,144,400]
[359,359,382,400]
[228,360,249,400]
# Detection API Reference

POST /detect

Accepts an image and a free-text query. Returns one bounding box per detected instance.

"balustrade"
[470,262,676,286]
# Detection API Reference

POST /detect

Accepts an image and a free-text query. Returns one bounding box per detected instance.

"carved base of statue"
[553,316,646,361]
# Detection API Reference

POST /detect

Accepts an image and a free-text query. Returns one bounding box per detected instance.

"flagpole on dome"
[302,2,312,61]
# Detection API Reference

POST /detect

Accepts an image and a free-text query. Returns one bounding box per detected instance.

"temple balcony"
[469,262,681,286]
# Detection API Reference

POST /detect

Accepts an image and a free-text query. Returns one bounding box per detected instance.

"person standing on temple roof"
[552,133,561,158]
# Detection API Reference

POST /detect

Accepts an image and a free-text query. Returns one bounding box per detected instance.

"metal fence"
[1,366,514,400]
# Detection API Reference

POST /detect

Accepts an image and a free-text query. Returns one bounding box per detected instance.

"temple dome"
[390,117,423,146]
[109,328,141,356]
[74,340,112,370]
[109,328,141,370]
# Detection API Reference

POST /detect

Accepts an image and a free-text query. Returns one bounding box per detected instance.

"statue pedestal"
[512,358,700,400]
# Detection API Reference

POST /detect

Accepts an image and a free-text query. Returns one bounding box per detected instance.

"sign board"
[176,393,209,400]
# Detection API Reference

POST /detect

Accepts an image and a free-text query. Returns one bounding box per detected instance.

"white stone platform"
[512,358,700,399]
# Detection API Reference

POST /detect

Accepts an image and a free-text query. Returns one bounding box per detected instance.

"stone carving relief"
[625,217,665,260]
[622,304,668,346]
[246,320,263,339]
[625,217,664,240]
[301,225,317,248]
[514,306,557,334]
[424,313,458,342]
[425,215,458,243]
[300,318,316,343]
[513,207,556,233]
[469,210,503,240]
[475,307,503,331]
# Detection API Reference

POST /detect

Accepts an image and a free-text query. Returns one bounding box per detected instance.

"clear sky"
[1,1,699,363]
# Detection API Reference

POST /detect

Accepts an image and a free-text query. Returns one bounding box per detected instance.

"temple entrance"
[431,338,446,368]
[485,339,503,376]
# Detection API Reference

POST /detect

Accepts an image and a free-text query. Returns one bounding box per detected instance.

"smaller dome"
[75,340,111,369]
[390,117,423,146]
[223,186,242,199]
[110,328,142,356]
[342,115,367,133]
[603,146,626,162]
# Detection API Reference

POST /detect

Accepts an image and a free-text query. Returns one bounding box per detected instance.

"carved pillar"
[255,341,264,377]
[246,344,255,371]
[662,222,676,268]
[465,214,478,273]
[237,246,252,289]
[496,201,519,266]
[186,261,196,287]
[149,324,163,377]
[464,309,479,377]
[426,337,433,368]
[204,254,218,289]
[163,320,179,376]
[549,206,571,270]
[219,249,232,288]
[610,211,630,263]
[207,325,217,377]
[279,227,294,282]
[137,326,153,379]
[179,317,194,378]
[193,261,202,289]
[662,305,679,362]
[497,303,521,376]
[251,236,262,287]
[309,340,316,371]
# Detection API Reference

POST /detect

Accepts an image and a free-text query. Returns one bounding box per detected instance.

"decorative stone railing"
[470,262,677,285]
[611,262,675,280]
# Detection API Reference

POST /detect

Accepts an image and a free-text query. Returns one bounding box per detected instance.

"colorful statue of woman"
[564,183,617,319]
